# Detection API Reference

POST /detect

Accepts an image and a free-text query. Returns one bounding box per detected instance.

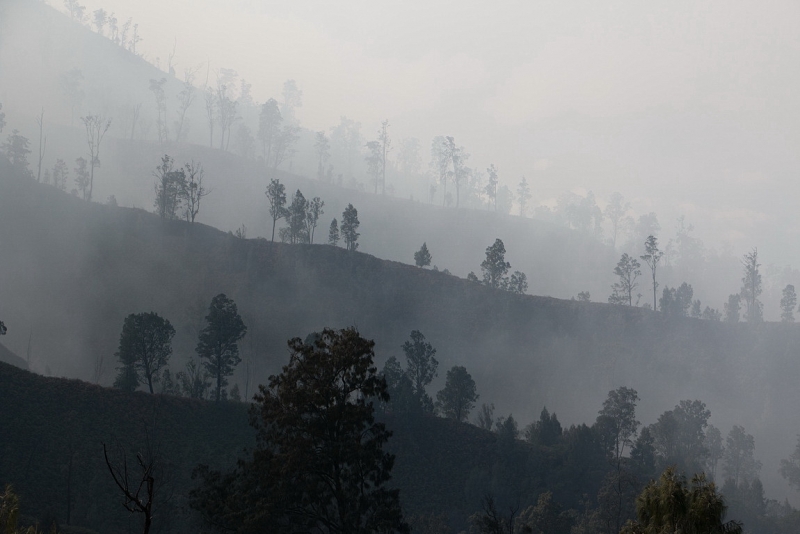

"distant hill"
[0,341,26,369]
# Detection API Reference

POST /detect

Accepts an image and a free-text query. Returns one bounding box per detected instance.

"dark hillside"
[0,360,252,533]
[3,163,800,499]
[1,359,616,533]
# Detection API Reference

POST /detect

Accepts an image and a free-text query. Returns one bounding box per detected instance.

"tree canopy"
[191,328,408,533]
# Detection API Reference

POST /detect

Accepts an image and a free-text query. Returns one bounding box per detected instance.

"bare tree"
[149,78,168,143]
[34,109,46,183]
[181,161,209,224]
[430,136,450,207]
[203,88,215,148]
[605,192,630,249]
[80,114,111,202]
[640,235,664,311]
[378,119,392,194]
[103,439,156,534]
[173,70,196,143]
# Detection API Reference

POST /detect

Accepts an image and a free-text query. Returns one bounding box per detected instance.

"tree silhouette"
[341,204,360,251]
[436,366,478,422]
[414,242,432,268]
[265,178,287,242]
[609,254,641,306]
[328,218,340,246]
[196,294,247,402]
[640,235,663,311]
[113,312,175,394]
[481,239,511,289]
[191,328,408,532]
[781,284,797,322]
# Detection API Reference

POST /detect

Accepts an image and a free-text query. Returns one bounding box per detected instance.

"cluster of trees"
[466,238,528,295]
[264,178,361,250]
[64,0,144,56]
[152,155,209,222]
[465,387,770,534]
[605,236,800,323]
[113,294,246,402]
[1,102,112,203]
[382,330,479,423]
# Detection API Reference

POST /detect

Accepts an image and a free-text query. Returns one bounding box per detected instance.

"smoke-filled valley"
[3,1,800,533]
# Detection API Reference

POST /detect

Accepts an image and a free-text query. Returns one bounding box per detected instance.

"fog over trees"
[5,0,800,532]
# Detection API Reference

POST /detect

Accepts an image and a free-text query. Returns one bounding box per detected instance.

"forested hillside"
[3,160,800,503]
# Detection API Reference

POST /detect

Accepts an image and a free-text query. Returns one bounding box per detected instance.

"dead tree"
[103,441,155,534]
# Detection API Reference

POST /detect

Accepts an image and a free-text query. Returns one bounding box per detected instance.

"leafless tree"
[35,109,46,183]
[80,114,111,201]
[173,69,197,142]
[103,438,156,534]
[181,161,209,224]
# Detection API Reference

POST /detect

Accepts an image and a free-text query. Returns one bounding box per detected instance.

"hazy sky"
[36,0,800,261]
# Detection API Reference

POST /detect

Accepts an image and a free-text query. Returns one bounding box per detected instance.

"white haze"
[37,0,800,266]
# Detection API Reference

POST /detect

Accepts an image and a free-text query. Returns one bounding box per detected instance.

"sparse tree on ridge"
[508,271,528,294]
[280,79,303,125]
[740,248,763,323]
[80,114,111,202]
[112,312,175,394]
[181,161,209,224]
[74,157,90,199]
[781,284,797,322]
[149,78,168,143]
[281,189,308,244]
[196,294,247,402]
[430,136,450,207]
[306,197,324,243]
[414,242,432,268]
[328,218,340,246]
[481,238,511,289]
[341,204,360,251]
[257,98,281,172]
[52,159,69,191]
[34,109,46,183]
[1,130,32,178]
[436,365,478,422]
[640,235,663,311]
[314,131,330,181]
[605,192,630,249]
[485,164,499,211]
[609,253,641,306]
[153,155,186,220]
[365,140,382,194]
[517,176,531,217]
[265,178,287,242]
[378,119,391,195]
[174,70,197,143]
[724,294,742,323]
